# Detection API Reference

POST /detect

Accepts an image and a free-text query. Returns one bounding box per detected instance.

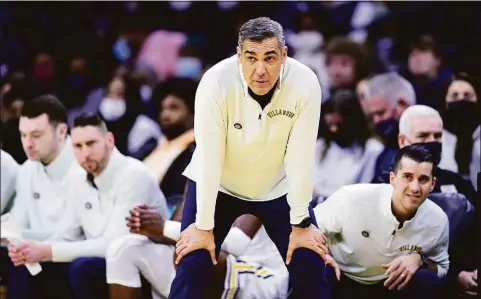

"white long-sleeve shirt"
[314,183,450,284]
[8,139,78,240]
[1,150,19,214]
[47,148,169,262]
[183,55,322,230]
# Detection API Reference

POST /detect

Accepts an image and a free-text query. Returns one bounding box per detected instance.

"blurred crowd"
[0,1,480,299]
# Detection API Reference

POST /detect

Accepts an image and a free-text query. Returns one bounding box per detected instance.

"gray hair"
[238,17,286,50]
[399,105,442,135]
[366,72,416,107]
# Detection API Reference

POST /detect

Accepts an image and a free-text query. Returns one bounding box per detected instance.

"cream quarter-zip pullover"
[183,55,322,230]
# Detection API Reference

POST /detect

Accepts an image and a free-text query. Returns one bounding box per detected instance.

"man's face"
[364,96,395,125]
[326,54,356,88]
[399,115,443,148]
[158,94,193,130]
[237,37,287,96]
[71,126,114,175]
[445,80,478,104]
[390,157,435,213]
[408,49,439,76]
[19,114,66,163]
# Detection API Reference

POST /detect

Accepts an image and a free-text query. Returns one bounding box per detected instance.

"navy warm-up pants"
[168,179,332,299]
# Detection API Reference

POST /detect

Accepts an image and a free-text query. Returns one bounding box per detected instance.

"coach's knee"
[176,249,214,276]
[289,248,326,272]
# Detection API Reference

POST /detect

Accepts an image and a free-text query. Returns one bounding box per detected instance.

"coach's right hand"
[286,225,328,265]
[175,223,217,265]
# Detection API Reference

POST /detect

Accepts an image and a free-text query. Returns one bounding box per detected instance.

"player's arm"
[7,164,33,232]
[284,75,322,226]
[220,214,262,256]
[192,72,227,231]
[47,170,155,262]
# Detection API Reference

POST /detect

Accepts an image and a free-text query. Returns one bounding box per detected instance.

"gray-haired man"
[168,17,333,299]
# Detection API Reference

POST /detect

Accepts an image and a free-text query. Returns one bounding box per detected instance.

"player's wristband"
[163,220,181,241]
[221,227,251,256]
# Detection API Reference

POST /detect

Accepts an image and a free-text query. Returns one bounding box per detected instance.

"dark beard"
[161,124,187,140]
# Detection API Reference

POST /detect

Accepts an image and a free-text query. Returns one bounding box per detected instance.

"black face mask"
[411,141,442,166]
[326,126,357,148]
[161,124,187,141]
[445,100,478,136]
[375,118,399,147]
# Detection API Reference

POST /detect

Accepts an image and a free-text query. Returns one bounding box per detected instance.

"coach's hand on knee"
[175,223,217,266]
[286,225,328,265]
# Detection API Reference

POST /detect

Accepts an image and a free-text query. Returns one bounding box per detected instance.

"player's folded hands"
[175,223,217,265]
[286,225,328,265]
[126,204,164,238]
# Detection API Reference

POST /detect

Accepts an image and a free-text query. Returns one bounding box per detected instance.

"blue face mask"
[175,57,202,80]
[113,38,131,62]
[375,118,399,145]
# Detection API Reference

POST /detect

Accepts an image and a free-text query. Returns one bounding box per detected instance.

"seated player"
[106,197,289,299]
[7,113,169,299]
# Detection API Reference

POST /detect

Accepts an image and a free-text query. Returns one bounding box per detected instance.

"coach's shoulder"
[285,57,319,83]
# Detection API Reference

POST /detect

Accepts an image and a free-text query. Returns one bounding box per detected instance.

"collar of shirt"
[237,55,285,100]
[378,184,399,227]
[91,148,126,192]
[379,184,424,231]
[43,136,74,180]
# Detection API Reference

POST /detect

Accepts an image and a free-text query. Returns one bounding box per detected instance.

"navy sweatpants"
[6,257,108,299]
[168,179,332,299]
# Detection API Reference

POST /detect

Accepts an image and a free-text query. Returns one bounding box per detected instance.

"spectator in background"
[439,73,480,189]
[364,72,415,177]
[28,51,58,96]
[372,104,476,202]
[57,54,96,111]
[285,11,329,99]
[313,89,383,200]
[0,80,30,163]
[98,73,161,156]
[142,78,196,202]
[402,35,453,109]
[174,43,204,81]
[325,37,368,96]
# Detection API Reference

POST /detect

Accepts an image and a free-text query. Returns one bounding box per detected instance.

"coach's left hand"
[286,225,328,265]
[382,253,422,291]
[175,223,217,266]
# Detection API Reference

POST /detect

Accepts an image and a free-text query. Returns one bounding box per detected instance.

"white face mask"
[99,97,126,121]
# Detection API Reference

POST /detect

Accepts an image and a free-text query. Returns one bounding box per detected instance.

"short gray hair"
[399,105,442,135]
[366,72,416,107]
[238,17,286,50]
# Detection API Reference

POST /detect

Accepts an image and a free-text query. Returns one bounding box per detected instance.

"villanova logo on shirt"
[33,192,40,199]
[267,109,295,119]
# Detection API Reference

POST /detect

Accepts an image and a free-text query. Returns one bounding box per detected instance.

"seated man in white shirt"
[7,113,169,299]
[106,200,288,299]
[3,95,78,299]
[314,144,449,299]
